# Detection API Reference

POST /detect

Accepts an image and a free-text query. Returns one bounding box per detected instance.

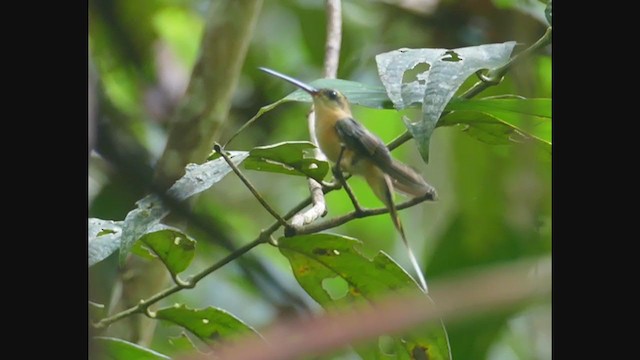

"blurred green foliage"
[89,0,551,359]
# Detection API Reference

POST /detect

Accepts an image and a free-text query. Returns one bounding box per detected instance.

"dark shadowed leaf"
[94,337,171,360]
[279,233,450,360]
[89,218,123,267]
[376,42,517,162]
[244,141,329,181]
[155,304,259,344]
[139,225,196,276]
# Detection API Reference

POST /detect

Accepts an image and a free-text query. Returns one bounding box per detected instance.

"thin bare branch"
[291,191,434,236]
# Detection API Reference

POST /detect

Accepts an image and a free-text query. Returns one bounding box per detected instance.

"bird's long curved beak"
[259,67,318,96]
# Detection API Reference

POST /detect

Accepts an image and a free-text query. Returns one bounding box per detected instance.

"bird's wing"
[334,117,392,165]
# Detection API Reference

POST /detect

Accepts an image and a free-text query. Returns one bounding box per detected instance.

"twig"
[291,191,434,236]
[214,143,290,229]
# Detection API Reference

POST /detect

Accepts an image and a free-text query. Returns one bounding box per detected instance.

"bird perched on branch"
[260,67,437,292]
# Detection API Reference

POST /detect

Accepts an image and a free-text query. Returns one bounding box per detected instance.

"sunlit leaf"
[89,218,122,267]
[376,42,517,162]
[155,304,259,344]
[94,337,171,360]
[244,141,329,181]
[279,233,451,360]
[139,225,196,276]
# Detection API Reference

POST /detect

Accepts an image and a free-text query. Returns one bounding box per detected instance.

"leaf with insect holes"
[156,305,260,344]
[89,218,123,267]
[243,141,329,182]
[376,42,517,162]
[93,337,171,360]
[138,225,196,276]
[279,233,451,360]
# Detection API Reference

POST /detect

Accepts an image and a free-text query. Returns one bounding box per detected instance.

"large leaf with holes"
[156,305,259,344]
[243,141,329,182]
[279,233,450,360]
[376,42,517,162]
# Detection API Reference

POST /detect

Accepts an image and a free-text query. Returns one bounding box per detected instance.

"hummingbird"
[260,67,437,292]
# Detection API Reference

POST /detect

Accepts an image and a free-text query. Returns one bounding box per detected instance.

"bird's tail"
[368,171,429,292]
[382,158,437,201]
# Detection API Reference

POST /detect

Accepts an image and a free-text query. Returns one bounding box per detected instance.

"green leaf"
[118,152,249,265]
[225,79,393,146]
[244,141,330,182]
[94,337,171,360]
[278,234,451,360]
[139,226,196,276]
[284,78,393,109]
[446,97,551,119]
[376,42,517,162]
[89,218,122,267]
[439,111,551,154]
[155,304,259,344]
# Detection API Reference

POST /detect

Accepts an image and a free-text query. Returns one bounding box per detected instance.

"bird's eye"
[327,90,338,100]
